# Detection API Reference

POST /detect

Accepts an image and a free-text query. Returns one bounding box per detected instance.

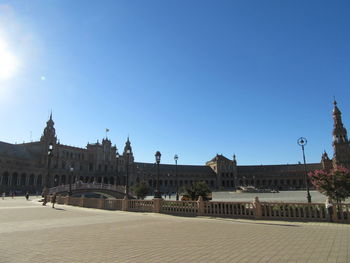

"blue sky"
[0,1,349,165]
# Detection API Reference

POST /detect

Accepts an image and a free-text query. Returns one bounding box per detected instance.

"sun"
[0,37,19,80]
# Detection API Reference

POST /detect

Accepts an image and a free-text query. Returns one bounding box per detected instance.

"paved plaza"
[0,198,349,263]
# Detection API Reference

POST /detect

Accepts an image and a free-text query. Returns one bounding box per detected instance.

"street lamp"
[116,152,120,186]
[174,154,179,201]
[69,166,73,196]
[43,143,53,206]
[297,137,312,203]
[154,151,161,198]
[125,149,130,198]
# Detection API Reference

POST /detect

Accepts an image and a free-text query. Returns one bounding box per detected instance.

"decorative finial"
[333,96,337,106]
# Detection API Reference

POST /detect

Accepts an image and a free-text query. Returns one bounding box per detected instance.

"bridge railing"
[49,183,127,195]
[50,195,350,224]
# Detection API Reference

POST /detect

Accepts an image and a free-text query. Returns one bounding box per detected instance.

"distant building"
[0,101,348,194]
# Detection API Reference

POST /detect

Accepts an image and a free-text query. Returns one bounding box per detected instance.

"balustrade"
[128,200,154,212]
[260,202,326,221]
[161,201,198,215]
[204,201,254,218]
[335,204,350,223]
[46,194,350,224]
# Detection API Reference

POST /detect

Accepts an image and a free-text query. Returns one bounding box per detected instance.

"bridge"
[49,183,136,199]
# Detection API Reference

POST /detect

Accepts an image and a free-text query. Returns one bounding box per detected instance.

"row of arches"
[148,179,216,188]
[0,171,42,187]
[52,174,127,187]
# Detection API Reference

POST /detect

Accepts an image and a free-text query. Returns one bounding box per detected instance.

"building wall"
[0,115,328,194]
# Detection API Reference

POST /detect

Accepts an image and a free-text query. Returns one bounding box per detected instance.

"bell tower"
[332,100,350,169]
[40,112,57,146]
[123,137,134,163]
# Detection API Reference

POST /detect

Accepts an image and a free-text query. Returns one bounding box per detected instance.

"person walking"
[2,192,5,200]
[42,189,48,206]
[51,193,57,208]
[325,197,334,222]
[25,192,29,201]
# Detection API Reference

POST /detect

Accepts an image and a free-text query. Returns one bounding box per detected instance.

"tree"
[309,166,350,203]
[132,181,150,200]
[184,181,212,201]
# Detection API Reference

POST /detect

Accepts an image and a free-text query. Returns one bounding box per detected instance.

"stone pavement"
[0,198,349,263]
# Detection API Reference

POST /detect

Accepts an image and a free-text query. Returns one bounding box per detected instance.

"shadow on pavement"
[212,217,302,227]
[53,207,66,211]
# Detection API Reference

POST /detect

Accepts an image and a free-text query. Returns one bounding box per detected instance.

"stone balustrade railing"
[49,183,126,195]
[54,196,350,224]
[161,200,198,216]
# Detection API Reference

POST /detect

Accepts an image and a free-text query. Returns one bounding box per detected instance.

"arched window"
[37,175,42,186]
[20,173,26,186]
[2,171,9,185]
[12,172,18,186]
[29,174,35,186]
[54,175,59,186]
[61,175,66,185]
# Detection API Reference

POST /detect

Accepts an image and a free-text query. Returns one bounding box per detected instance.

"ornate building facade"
[0,101,348,194]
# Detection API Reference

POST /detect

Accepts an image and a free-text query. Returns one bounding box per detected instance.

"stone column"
[80,196,85,207]
[98,197,104,209]
[153,198,162,213]
[122,196,129,211]
[197,196,205,216]
[65,196,70,205]
[253,196,262,219]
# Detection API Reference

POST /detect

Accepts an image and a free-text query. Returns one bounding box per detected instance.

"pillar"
[253,196,262,219]
[197,196,205,216]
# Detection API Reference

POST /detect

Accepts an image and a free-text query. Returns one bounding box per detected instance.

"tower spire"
[332,100,350,169]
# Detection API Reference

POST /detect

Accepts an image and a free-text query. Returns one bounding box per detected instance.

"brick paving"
[0,198,349,263]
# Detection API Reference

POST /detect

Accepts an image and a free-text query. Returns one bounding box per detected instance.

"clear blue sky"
[0,1,349,165]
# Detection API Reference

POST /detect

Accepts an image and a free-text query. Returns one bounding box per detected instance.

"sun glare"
[0,37,19,80]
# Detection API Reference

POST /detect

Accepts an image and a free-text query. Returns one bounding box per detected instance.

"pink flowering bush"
[309,166,350,203]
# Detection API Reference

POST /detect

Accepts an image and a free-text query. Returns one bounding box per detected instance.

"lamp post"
[116,152,119,186]
[297,137,312,203]
[69,166,73,196]
[174,154,179,201]
[125,149,130,198]
[42,143,53,206]
[154,151,161,198]
[46,143,53,188]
